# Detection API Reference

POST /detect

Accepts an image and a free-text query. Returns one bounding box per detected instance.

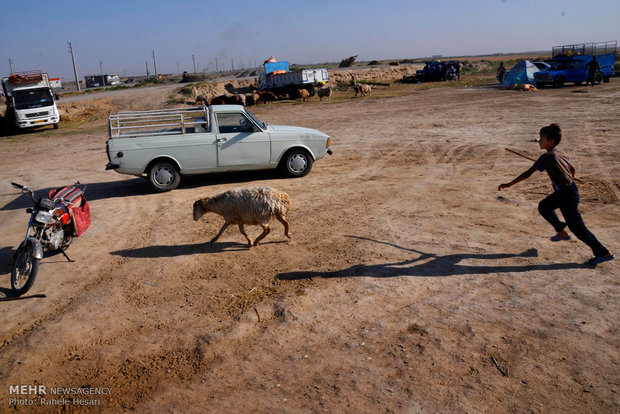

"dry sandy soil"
[0,71,618,413]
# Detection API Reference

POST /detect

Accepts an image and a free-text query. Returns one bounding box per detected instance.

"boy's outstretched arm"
[498,165,538,191]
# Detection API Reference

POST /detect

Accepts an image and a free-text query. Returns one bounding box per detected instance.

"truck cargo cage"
[8,70,44,84]
[108,107,210,138]
[552,41,617,58]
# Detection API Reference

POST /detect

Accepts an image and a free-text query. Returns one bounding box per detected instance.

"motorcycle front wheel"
[11,245,40,296]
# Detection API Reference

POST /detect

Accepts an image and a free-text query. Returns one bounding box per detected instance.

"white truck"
[258,61,329,98]
[1,71,60,131]
[105,105,332,192]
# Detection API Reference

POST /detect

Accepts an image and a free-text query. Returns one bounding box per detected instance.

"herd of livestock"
[194,82,371,107]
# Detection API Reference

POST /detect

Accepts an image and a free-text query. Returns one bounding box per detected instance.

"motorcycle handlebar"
[10,182,35,202]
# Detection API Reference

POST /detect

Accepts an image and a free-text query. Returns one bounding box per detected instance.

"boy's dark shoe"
[588,253,615,265]
[550,233,572,242]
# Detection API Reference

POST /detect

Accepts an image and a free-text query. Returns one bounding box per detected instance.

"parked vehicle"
[85,73,121,88]
[10,182,91,296]
[401,60,461,83]
[258,60,329,98]
[105,105,333,192]
[1,71,60,132]
[534,41,617,87]
[532,62,551,71]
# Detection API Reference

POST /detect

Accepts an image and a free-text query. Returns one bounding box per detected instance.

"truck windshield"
[549,61,569,70]
[245,109,265,129]
[13,89,54,110]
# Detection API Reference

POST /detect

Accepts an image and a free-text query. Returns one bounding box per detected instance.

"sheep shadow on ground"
[110,240,288,258]
[276,236,592,280]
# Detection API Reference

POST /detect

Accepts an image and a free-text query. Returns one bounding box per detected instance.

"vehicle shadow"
[0,290,46,302]
[178,169,286,190]
[0,246,15,275]
[1,170,288,210]
[277,236,592,280]
[110,239,288,258]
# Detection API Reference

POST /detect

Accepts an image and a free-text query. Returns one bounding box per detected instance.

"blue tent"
[501,60,540,87]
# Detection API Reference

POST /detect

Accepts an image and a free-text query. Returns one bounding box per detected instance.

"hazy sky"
[2,0,619,81]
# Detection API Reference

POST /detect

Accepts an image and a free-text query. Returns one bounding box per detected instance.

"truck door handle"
[216,137,227,143]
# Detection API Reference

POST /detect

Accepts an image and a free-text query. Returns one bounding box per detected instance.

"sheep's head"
[193,198,210,221]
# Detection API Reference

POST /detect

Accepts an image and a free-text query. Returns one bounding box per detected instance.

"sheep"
[257,91,277,104]
[245,93,256,106]
[193,187,292,247]
[355,83,371,96]
[224,94,244,105]
[317,86,333,101]
[195,94,209,106]
[209,95,228,105]
[298,89,310,102]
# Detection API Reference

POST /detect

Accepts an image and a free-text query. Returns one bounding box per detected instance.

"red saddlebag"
[49,185,91,237]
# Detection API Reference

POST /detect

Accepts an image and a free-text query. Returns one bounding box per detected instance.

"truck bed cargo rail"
[108,107,210,138]
[8,70,44,84]
[552,41,617,57]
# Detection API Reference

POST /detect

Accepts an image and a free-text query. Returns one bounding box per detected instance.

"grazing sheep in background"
[317,86,333,101]
[224,94,244,105]
[245,93,256,106]
[209,95,228,105]
[193,187,292,247]
[355,84,371,96]
[257,91,277,104]
[298,89,310,102]
[195,95,209,106]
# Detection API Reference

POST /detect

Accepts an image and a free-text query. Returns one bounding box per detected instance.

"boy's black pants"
[538,182,608,257]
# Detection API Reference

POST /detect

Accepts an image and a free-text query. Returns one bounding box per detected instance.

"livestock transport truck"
[258,60,329,98]
[1,71,60,132]
[534,41,617,87]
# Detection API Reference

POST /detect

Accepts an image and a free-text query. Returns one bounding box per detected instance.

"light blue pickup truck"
[105,105,332,191]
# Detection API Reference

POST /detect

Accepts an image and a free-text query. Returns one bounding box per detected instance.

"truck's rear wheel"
[148,160,181,192]
[593,72,603,85]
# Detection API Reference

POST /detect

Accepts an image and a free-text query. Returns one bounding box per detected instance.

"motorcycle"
[10,182,91,296]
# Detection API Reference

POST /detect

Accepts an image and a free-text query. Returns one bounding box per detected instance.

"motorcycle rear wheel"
[11,245,40,296]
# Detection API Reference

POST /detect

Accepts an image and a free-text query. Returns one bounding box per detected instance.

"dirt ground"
[0,71,618,413]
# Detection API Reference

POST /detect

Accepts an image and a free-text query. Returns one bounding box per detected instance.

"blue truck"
[534,41,616,87]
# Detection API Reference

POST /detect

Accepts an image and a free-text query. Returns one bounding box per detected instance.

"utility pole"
[68,42,81,91]
[177,61,180,75]
[146,61,150,78]
[215,57,219,73]
[8,58,14,74]
[99,60,104,86]
[152,51,158,79]
[192,55,196,74]
[231,58,234,71]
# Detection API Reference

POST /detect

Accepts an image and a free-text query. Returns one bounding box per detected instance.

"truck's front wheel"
[553,76,565,88]
[280,149,313,178]
[148,160,181,192]
[53,123,59,129]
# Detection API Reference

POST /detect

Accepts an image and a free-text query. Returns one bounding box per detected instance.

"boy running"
[498,123,614,265]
